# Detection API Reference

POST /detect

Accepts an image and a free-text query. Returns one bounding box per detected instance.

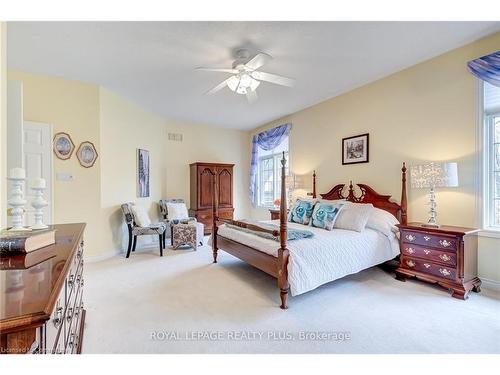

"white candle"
[9,168,25,179]
[31,178,46,189]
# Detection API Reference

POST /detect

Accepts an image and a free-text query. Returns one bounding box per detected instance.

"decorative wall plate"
[53,132,75,160]
[77,141,98,168]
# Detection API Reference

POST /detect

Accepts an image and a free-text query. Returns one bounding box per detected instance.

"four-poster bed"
[211,154,408,309]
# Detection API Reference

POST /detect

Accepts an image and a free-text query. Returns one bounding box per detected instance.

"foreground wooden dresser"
[0,223,86,354]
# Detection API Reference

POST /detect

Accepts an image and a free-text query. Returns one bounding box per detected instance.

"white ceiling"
[7,21,500,130]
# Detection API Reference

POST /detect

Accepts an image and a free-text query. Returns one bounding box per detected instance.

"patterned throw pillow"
[288,198,314,225]
[311,202,344,230]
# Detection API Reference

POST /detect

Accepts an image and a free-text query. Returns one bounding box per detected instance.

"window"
[257,139,289,207]
[482,82,500,230]
[485,113,500,228]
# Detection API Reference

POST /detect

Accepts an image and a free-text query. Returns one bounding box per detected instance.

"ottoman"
[171,222,204,250]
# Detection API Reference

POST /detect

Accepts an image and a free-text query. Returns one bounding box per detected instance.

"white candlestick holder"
[7,176,30,232]
[31,186,49,230]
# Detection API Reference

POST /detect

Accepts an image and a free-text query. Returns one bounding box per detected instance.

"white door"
[23,121,53,226]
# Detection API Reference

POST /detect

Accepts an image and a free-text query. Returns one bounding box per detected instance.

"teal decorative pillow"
[288,198,314,225]
[311,202,344,230]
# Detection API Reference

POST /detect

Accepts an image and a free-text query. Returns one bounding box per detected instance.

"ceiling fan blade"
[196,67,239,74]
[206,78,232,95]
[244,52,272,70]
[246,89,258,104]
[251,71,295,87]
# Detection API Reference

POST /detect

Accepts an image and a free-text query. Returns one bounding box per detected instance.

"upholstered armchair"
[159,199,204,248]
[121,202,167,258]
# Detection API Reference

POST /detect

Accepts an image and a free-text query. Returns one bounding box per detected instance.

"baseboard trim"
[84,249,122,263]
[481,278,500,292]
[84,243,166,263]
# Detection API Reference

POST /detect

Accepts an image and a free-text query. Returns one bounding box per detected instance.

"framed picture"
[77,141,98,168]
[137,149,150,198]
[53,132,75,160]
[342,133,369,165]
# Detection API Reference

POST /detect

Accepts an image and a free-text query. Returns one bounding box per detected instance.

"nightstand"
[269,208,289,220]
[395,222,481,300]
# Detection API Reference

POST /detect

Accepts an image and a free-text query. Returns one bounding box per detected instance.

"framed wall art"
[137,149,150,198]
[53,132,75,160]
[342,133,369,165]
[77,141,98,168]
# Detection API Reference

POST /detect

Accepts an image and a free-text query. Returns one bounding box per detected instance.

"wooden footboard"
[212,152,290,309]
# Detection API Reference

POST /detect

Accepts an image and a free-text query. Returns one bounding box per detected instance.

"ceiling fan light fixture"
[227,73,261,95]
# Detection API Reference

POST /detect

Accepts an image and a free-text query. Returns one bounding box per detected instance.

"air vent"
[168,133,183,142]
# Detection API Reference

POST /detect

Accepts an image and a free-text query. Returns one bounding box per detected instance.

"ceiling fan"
[196,49,295,103]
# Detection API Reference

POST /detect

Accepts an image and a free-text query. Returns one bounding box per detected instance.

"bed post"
[212,170,219,263]
[312,170,317,199]
[401,162,408,225]
[278,152,290,309]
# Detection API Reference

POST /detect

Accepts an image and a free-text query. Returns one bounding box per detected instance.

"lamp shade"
[410,162,459,189]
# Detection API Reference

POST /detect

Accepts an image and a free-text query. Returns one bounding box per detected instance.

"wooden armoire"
[189,162,234,234]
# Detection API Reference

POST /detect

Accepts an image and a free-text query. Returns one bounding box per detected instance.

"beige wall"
[0,23,7,228]
[164,120,251,219]
[7,72,250,257]
[99,88,250,253]
[8,71,103,255]
[251,32,500,283]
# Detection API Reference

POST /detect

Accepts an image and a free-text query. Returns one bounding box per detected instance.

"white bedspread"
[216,220,400,296]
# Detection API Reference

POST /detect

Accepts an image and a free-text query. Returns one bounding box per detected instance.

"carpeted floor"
[82,240,500,354]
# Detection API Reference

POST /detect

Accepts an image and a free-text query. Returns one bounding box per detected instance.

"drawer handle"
[439,268,451,276]
[406,260,415,268]
[405,247,415,254]
[69,333,77,348]
[53,306,63,327]
[439,239,452,248]
[68,274,75,287]
[76,275,81,286]
[424,263,431,269]
[423,236,431,241]
[439,254,451,262]
[405,234,416,242]
[423,249,431,255]
[67,307,73,321]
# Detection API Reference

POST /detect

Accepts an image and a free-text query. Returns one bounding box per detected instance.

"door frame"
[23,121,54,225]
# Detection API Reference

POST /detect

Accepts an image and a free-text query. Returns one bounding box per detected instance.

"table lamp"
[410,162,458,228]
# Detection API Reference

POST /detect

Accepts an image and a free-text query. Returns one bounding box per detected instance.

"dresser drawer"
[400,230,458,250]
[218,210,234,220]
[45,294,65,353]
[400,243,457,266]
[401,256,457,281]
[65,285,84,354]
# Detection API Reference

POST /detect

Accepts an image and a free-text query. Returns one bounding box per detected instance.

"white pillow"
[131,205,151,227]
[166,202,189,220]
[333,202,374,232]
[366,207,399,237]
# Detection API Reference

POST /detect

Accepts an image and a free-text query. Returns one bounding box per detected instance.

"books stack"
[0,229,56,270]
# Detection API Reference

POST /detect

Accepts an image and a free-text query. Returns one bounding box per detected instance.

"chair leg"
[126,229,133,258]
[159,234,163,256]
[170,227,174,246]
[132,236,137,252]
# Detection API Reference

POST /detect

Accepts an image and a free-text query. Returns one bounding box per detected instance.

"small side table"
[269,208,289,220]
[395,222,481,300]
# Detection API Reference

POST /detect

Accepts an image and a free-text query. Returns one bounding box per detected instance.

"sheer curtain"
[467,51,500,87]
[249,123,291,207]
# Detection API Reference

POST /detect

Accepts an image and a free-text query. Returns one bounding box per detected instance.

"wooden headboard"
[319,163,408,225]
